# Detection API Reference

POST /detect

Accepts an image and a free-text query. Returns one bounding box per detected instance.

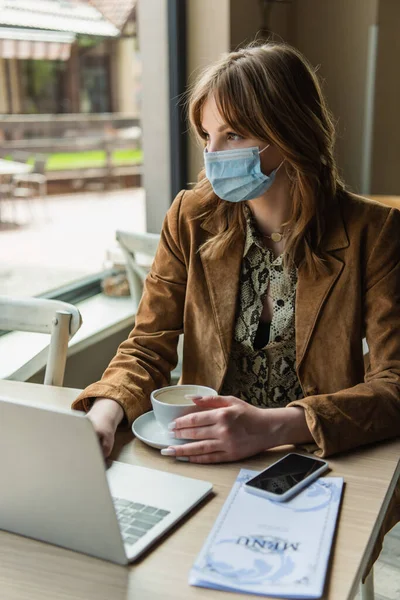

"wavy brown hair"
[187,42,345,275]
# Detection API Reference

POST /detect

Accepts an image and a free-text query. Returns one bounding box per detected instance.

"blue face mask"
[204,145,283,202]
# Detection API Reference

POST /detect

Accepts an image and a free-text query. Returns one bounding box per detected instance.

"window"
[20,60,68,114]
[80,55,111,113]
[1,5,144,299]
[0,0,186,300]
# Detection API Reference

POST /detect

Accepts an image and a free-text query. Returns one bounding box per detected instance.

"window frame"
[4,1,187,306]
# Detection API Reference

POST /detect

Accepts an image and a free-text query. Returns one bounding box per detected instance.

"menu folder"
[189,469,343,598]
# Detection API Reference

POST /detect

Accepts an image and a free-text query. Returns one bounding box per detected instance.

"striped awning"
[0,28,75,61]
[89,0,137,31]
[0,0,119,37]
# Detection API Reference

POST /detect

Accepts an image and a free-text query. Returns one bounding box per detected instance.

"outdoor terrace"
[0,186,145,296]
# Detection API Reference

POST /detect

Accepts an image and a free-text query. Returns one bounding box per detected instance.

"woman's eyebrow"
[201,124,231,133]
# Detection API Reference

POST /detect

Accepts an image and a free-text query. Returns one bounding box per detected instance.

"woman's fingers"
[97,433,110,457]
[160,395,254,463]
[171,424,216,440]
[172,407,220,430]
[189,452,227,464]
[172,396,243,432]
[192,395,240,409]
[163,439,220,457]
[161,442,228,463]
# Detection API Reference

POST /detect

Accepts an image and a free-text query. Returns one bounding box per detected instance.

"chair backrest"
[116,230,160,309]
[33,156,47,175]
[0,296,82,386]
[116,229,183,383]
[12,151,29,163]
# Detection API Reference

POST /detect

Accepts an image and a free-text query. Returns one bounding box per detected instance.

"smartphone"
[244,453,329,502]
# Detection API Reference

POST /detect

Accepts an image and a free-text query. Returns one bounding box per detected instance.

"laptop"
[0,397,213,565]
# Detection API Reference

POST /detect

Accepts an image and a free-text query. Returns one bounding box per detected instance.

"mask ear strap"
[259,145,285,175]
[258,144,270,155]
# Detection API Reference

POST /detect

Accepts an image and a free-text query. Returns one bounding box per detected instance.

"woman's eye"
[227,132,242,141]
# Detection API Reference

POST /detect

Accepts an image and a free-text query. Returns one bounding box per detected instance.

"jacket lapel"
[295,256,344,371]
[295,195,349,370]
[199,226,244,366]
[198,190,349,372]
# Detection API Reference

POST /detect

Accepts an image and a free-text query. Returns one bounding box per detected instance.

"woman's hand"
[87,398,124,458]
[161,395,312,463]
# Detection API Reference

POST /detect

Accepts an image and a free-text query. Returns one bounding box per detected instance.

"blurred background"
[0,0,399,299]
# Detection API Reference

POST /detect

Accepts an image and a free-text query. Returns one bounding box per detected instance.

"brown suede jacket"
[72,184,400,458]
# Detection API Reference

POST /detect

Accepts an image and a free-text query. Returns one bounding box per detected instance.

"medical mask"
[204,145,283,202]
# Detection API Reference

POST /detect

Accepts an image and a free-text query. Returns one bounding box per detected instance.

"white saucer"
[132,411,187,450]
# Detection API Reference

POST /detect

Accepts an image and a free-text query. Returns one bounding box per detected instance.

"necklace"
[263,232,284,243]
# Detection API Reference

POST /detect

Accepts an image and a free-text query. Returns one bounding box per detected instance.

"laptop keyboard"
[113,497,171,546]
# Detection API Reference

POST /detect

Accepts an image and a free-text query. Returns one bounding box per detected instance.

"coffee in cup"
[151,384,218,431]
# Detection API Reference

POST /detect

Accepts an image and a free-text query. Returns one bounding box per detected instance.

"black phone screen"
[246,454,325,496]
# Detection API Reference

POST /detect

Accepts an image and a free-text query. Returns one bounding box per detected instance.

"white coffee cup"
[151,384,218,431]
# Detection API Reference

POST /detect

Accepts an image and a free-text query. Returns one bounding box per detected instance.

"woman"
[72,42,400,465]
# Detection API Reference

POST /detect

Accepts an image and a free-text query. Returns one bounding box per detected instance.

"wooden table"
[0,380,399,600]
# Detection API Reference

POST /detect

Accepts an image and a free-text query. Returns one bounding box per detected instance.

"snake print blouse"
[220,207,304,407]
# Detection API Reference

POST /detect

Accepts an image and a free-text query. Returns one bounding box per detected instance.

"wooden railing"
[0,113,140,139]
[0,113,142,185]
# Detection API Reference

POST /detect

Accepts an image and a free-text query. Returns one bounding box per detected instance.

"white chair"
[12,156,48,222]
[116,230,183,384]
[360,568,374,600]
[0,296,82,386]
[116,230,161,310]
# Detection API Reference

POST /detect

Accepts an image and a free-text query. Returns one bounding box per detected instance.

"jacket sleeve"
[71,190,187,426]
[289,207,400,457]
